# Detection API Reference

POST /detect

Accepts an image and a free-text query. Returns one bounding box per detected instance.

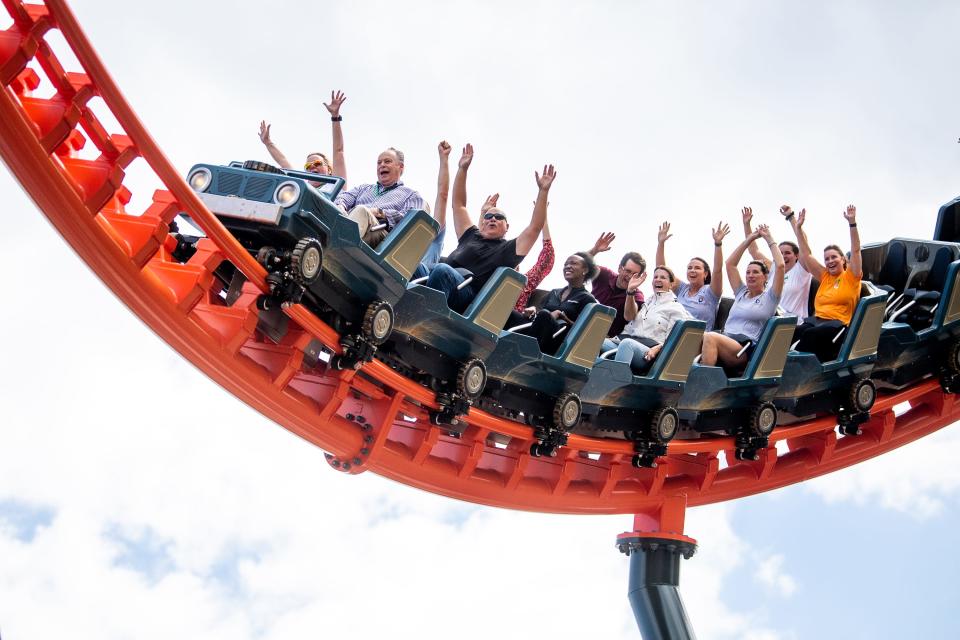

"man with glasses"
[586,232,647,337]
[419,143,555,313]
[334,147,425,248]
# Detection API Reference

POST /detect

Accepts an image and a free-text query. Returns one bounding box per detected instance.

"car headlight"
[273,181,301,207]
[187,167,212,192]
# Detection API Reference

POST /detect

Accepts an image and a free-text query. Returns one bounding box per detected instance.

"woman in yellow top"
[782,204,862,362]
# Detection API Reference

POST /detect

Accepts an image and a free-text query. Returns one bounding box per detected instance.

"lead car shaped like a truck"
[179,160,439,367]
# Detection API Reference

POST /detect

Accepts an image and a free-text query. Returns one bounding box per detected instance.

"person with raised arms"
[741,205,812,323]
[259,89,348,186]
[585,232,646,337]
[786,205,864,362]
[656,221,730,332]
[419,143,554,313]
[700,224,786,367]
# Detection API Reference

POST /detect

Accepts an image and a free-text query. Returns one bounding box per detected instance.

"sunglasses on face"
[483,212,506,221]
[304,159,327,171]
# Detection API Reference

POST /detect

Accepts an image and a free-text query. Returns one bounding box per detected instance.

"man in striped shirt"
[334,147,425,247]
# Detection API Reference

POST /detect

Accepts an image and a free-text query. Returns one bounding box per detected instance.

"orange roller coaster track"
[2,0,957,524]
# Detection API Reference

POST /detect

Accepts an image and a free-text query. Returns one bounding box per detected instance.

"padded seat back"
[876,240,908,293]
[526,288,550,310]
[555,303,616,369]
[934,196,960,243]
[714,296,734,332]
[463,267,527,334]
[743,316,797,380]
[838,292,887,361]
[807,277,820,316]
[377,210,439,280]
[924,246,953,293]
[647,319,706,383]
[937,261,960,327]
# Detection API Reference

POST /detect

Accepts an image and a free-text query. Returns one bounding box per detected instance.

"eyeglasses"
[482,212,506,221]
[304,159,328,172]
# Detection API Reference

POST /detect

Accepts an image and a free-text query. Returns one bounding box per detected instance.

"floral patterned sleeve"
[514,238,555,311]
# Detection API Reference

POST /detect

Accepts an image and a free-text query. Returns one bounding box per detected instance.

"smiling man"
[334,147,425,247]
[420,143,555,313]
[586,232,647,337]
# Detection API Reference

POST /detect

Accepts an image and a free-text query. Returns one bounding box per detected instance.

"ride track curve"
[1,0,957,528]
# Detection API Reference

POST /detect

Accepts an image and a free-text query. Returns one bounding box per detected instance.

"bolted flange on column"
[617,533,698,640]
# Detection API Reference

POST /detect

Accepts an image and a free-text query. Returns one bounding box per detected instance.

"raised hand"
[258,120,272,145]
[591,232,616,255]
[796,208,806,228]
[756,223,772,242]
[779,204,794,219]
[323,90,347,117]
[742,206,753,225]
[712,221,731,245]
[626,271,646,294]
[438,140,452,158]
[459,143,474,170]
[658,221,673,244]
[843,204,857,224]
[481,193,500,214]
[535,164,557,190]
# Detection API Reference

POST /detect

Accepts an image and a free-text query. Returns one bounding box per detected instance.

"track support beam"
[617,497,697,639]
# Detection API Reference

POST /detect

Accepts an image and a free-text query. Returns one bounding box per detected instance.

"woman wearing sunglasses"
[258,89,348,186]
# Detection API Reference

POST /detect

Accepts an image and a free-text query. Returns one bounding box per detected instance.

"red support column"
[616,496,697,640]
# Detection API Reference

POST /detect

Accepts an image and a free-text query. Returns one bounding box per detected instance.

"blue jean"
[419,226,446,270]
[615,338,654,373]
[424,262,475,313]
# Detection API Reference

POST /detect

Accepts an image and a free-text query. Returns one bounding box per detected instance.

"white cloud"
[754,554,797,598]
[3,0,960,638]
[805,427,960,518]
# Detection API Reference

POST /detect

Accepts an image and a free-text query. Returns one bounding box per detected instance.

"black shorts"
[721,331,756,358]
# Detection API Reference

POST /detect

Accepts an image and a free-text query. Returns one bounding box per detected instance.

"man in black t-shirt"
[422,143,556,313]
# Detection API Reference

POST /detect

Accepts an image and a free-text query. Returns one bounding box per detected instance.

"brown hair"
[824,244,848,269]
[619,252,647,273]
[747,259,769,276]
[690,256,712,284]
[779,241,800,255]
[654,265,676,283]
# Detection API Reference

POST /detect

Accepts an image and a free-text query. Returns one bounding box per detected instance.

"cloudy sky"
[2,1,959,638]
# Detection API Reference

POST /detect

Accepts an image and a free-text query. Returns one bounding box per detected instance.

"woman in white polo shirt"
[741,206,812,323]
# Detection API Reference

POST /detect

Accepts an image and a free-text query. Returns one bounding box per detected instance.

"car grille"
[243,176,274,200]
[217,172,242,195]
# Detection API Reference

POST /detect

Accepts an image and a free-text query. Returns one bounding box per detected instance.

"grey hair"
[386,147,404,164]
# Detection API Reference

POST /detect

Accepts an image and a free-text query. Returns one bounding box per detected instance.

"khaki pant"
[346,205,388,248]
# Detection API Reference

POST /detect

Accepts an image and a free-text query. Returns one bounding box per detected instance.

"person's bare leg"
[701,332,720,366]
[716,335,749,368]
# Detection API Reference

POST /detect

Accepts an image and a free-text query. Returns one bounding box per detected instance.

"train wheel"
[456,358,487,400]
[256,245,277,269]
[948,340,960,377]
[362,300,394,345]
[553,393,581,430]
[650,407,679,444]
[850,378,877,413]
[632,453,657,469]
[330,355,361,371]
[291,238,323,285]
[749,402,777,437]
